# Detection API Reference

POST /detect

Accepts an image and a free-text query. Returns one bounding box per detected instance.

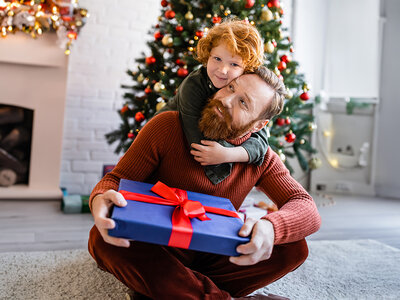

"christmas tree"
[105,0,318,174]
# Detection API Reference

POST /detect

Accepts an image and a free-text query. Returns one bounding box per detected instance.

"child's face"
[206,43,244,89]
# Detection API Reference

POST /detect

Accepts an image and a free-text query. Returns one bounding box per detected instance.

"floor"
[0,193,399,253]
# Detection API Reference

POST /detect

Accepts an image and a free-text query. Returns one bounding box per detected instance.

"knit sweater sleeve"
[256,148,321,244]
[89,112,177,210]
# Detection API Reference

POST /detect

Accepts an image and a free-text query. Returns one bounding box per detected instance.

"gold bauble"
[300,139,305,145]
[154,82,165,93]
[185,11,194,20]
[261,9,273,22]
[264,41,275,54]
[308,122,317,131]
[162,34,173,47]
[286,89,293,99]
[308,157,322,170]
[224,9,231,16]
[137,73,144,83]
[279,153,286,162]
[206,13,212,18]
[156,101,167,111]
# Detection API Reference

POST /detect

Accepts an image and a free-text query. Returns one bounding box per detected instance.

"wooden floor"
[0,193,399,253]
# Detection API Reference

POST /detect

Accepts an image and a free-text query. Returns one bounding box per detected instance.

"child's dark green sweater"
[156,66,269,184]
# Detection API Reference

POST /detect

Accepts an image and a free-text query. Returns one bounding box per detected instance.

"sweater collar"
[226,132,252,146]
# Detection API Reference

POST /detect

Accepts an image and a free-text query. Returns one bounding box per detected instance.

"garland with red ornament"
[0,0,88,54]
[106,0,319,174]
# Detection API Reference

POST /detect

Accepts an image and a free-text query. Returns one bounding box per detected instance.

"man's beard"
[198,98,256,141]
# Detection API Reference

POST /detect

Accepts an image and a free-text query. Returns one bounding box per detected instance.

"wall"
[375,0,400,198]
[61,0,160,194]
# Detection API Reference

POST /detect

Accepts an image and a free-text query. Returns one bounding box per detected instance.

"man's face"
[199,74,273,140]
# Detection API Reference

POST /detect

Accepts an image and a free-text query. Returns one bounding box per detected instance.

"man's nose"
[220,94,233,108]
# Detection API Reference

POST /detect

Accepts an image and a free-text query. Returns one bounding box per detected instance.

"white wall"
[375,0,400,198]
[61,0,160,194]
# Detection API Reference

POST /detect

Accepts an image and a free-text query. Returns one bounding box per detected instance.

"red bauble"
[276,118,285,126]
[272,40,277,47]
[300,92,310,101]
[145,56,156,65]
[245,0,255,8]
[144,87,152,94]
[268,0,280,8]
[280,55,290,63]
[176,59,185,66]
[135,112,145,123]
[177,67,189,78]
[212,16,222,24]
[165,10,175,19]
[277,61,287,71]
[161,0,168,7]
[175,25,184,32]
[120,105,129,114]
[285,132,296,143]
[285,118,291,125]
[154,31,163,41]
[195,30,204,38]
[127,132,135,139]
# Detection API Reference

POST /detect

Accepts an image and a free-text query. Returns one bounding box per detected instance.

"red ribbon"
[119,181,239,249]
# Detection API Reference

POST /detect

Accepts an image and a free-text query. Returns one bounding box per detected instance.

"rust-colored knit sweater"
[90,112,321,244]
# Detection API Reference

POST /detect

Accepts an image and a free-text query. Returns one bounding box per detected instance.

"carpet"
[0,240,399,300]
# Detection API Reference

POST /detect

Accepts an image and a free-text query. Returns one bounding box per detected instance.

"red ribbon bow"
[119,181,239,249]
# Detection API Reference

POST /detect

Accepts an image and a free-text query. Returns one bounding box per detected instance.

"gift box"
[109,179,250,256]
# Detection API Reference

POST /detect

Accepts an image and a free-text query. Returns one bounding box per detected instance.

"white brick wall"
[61,0,160,195]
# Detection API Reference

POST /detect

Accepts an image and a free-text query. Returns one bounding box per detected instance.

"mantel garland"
[0,0,88,55]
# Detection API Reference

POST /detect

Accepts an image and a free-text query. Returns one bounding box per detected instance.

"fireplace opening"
[0,104,33,187]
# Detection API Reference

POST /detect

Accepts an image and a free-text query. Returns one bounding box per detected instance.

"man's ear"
[251,119,269,133]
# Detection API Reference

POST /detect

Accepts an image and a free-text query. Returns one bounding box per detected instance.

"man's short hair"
[253,66,286,120]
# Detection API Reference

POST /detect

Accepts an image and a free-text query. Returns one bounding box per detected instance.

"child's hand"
[190,140,228,165]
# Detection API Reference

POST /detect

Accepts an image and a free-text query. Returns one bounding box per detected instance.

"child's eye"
[214,56,221,61]
[229,84,234,92]
[231,63,241,67]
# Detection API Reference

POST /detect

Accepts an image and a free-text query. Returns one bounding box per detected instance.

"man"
[88,66,321,299]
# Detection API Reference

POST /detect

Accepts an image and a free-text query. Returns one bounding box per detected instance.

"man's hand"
[190,140,249,165]
[92,190,130,248]
[229,218,275,266]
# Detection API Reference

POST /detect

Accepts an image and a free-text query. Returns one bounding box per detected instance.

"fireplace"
[0,33,69,199]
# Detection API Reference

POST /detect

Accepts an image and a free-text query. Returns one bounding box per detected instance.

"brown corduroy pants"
[88,226,308,300]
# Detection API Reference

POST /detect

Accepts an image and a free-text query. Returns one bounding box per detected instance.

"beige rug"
[1,240,399,299]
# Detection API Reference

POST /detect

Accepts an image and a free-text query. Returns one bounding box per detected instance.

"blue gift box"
[109,179,250,256]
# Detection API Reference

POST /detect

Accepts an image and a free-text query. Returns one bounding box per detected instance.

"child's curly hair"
[195,18,264,72]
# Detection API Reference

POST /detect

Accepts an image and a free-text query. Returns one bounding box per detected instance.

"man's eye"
[240,98,247,108]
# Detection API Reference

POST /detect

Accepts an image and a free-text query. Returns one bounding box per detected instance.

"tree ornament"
[300,91,310,101]
[285,132,296,143]
[120,105,129,114]
[175,25,183,33]
[161,0,168,7]
[156,101,167,111]
[212,15,222,24]
[276,118,285,126]
[279,152,286,162]
[261,8,273,21]
[268,0,280,8]
[176,58,185,66]
[271,39,277,47]
[286,89,293,99]
[135,112,146,123]
[308,122,317,131]
[264,41,274,53]
[145,56,156,65]
[153,82,165,92]
[224,9,231,16]
[195,30,203,38]
[154,31,163,41]
[308,157,322,170]
[144,86,152,94]
[285,117,291,125]
[303,83,311,91]
[245,0,255,9]
[280,54,290,63]
[185,11,193,20]
[162,34,173,46]
[127,132,135,139]
[206,13,212,18]
[299,139,305,144]
[137,73,144,82]
[165,10,175,19]
[277,61,287,71]
[177,67,189,77]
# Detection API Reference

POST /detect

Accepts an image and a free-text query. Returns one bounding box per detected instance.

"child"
[157,19,269,184]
